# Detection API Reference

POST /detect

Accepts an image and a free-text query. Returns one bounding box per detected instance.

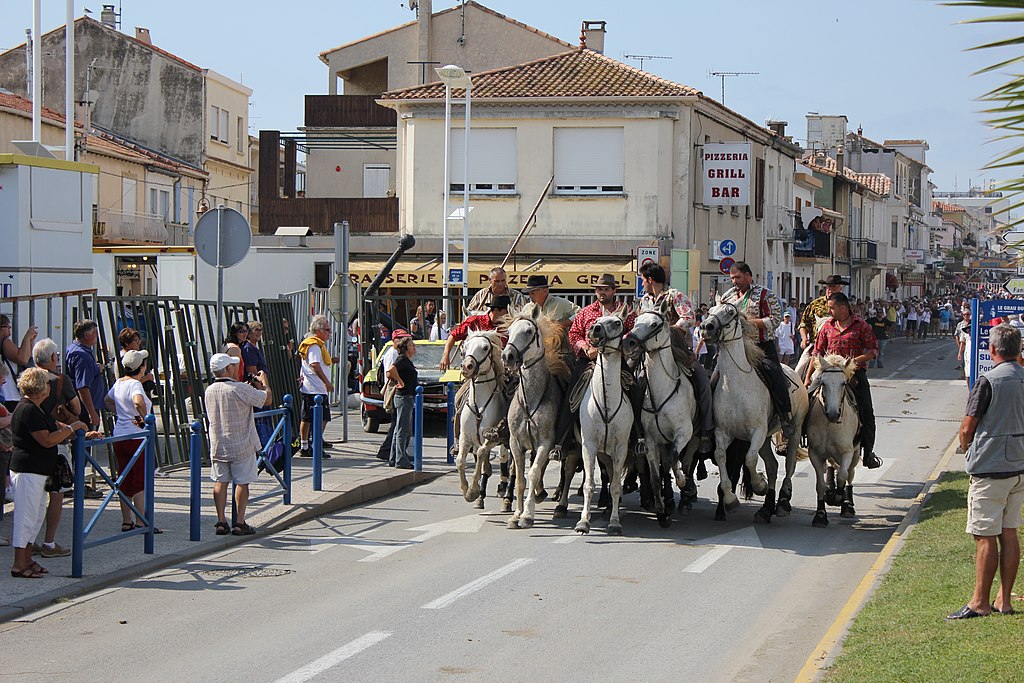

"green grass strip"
[824,472,1023,682]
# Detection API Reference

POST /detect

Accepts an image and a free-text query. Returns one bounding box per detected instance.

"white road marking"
[682,546,733,573]
[421,558,536,609]
[272,631,391,683]
[552,535,580,545]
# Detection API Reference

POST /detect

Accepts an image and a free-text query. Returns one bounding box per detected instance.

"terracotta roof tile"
[802,151,892,195]
[884,139,926,146]
[0,90,77,126]
[380,47,702,100]
[848,171,891,197]
[933,199,965,213]
[319,1,573,64]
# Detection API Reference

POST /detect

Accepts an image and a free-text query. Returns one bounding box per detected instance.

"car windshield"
[411,344,444,370]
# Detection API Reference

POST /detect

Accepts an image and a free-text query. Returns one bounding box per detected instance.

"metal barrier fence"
[188,396,293,540]
[0,289,97,362]
[71,415,157,578]
[280,286,346,407]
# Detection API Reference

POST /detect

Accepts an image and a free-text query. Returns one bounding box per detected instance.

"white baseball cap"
[122,349,149,372]
[210,353,240,373]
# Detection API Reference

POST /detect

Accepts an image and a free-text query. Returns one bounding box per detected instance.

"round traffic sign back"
[719,257,735,275]
[194,207,252,268]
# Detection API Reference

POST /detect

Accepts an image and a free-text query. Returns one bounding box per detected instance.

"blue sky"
[0,0,1016,190]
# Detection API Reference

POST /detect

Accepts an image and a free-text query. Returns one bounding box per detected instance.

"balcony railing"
[258,196,399,235]
[835,235,851,262]
[851,238,878,264]
[794,228,831,259]
[765,206,795,241]
[93,208,167,244]
[304,95,397,128]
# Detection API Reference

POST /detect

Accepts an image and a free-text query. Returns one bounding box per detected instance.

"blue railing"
[188,395,293,540]
[414,386,424,472]
[312,395,324,491]
[71,415,157,579]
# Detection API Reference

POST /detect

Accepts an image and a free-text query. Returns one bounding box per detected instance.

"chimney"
[418,0,432,75]
[100,5,118,29]
[135,28,151,45]
[581,20,606,54]
[766,119,788,138]
[836,144,845,176]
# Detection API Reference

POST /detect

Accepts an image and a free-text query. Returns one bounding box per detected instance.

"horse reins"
[510,320,553,449]
[465,345,499,444]
[633,311,685,444]
[713,303,755,374]
[813,366,854,423]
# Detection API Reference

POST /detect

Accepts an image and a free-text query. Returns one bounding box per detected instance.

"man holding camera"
[205,353,272,536]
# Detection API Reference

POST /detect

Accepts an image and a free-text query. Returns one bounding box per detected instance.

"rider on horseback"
[719,262,795,438]
[806,292,883,469]
[637,262,714,453]
[799,274,847,358]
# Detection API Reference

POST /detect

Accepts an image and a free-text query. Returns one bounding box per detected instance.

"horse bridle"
[508,319,553,449]
[464,342,501,446]
[710,303,755,374]
[506,318,545,371]
[630,309,672,354]
[813,366,852,423]
[588,323,627,452]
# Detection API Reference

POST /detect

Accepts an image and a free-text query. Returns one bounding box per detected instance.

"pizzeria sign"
[703,142,751,206]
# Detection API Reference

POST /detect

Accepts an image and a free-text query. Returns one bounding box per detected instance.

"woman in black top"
[385,337,418,469]
[9,368,87,578]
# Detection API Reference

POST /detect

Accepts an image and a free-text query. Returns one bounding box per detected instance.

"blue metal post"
[446,382,455,465]
[969,297,980,389]
[144,415,156,554]
[414,386,424,472]
[189,420,203,541]
[312,395,323,491]
[283,395,293,504]
[71,430,86,579]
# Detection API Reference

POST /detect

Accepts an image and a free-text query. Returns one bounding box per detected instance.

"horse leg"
[508,446,528,528]
[776,441,799,517]
[644,445,667,526]
[811,455,829,528]
[660,462,676,521]
[744,429,768,496]
[468,444,489,503]
[607,455,625,536]
[456,436,472,500]
[679,453,699,517]
[638,456,656,512]
[521,446,552,529]
[754,442,778,524]
[534,454,549,503]
[574,444,596,534]
[713,432,739,514]
[840,454,857,518]
[554,446,579,519]
[598,460,612,511]
[497,450,509,497]
[476,448,493,510]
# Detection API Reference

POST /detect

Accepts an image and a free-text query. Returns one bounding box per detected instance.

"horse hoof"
[776,499,792,516]
[534,489,548,504]
[500,499,512,513]
[656,513,672,529]
[753,509,772,524]
[752,474,768,496]
[677,501,692,517]
[553,505,568,519]
[474,497,485,510]
[552,487,563,501]
[496,482,507,497]
[507,518,519,530]
[519,517,535,529]
[574,521,591,535]
[826,492,844,507]
[724,498,740,514]
[840,505,856,519]
[465,489,480,503]
[812,513,829,528]
[607,524,623,536]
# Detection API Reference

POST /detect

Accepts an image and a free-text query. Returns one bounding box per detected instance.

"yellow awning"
[346,259,636,290]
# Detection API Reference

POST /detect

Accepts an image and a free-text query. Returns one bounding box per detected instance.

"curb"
[793,435,960,682]
[0,469,446,623]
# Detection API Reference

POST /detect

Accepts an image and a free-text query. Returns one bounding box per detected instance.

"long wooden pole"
[500,175,554,270]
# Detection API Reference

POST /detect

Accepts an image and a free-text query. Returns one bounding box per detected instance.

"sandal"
[214,521,230,536]
[231,522,256,536]
[121,522,137,532]
[11,566,44,579]
[30,562,49,574]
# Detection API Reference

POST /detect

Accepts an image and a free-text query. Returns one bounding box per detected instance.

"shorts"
[113,438,147,497]
[210,457,259,485]
[939,321,949,331]
[966,474,1024,536]
[906,320,917,331]
[300,393,332,423]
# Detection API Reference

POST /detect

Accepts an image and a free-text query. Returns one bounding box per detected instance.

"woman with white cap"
[104,349,158,533]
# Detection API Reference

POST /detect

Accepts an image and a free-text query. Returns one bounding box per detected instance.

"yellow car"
[360,340,463,433]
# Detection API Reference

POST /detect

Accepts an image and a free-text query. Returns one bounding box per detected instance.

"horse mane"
[466,329,506,389]
[816,353,856,381]
[668,326,695,369]
[508,312,570,380]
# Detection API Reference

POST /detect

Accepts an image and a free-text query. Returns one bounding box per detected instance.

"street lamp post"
[436,65,471,320]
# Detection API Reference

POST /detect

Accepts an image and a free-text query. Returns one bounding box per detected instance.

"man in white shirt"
[297,315,338,458]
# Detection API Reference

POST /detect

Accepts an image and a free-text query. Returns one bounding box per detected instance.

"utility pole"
[623,53,672,72]
[708,70,759,105]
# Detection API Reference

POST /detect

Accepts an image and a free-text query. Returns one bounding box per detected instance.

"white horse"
[805,354,861,527]
[575,311,634,536]
[622,302,699,528]
[502,308,574,529]
[455,331,508,509]
[699,302,809,522]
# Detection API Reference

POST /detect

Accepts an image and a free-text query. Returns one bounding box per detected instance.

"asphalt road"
[0,335,965,683]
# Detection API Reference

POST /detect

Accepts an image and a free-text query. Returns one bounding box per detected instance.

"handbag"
[383,381,397,414]
[45,445,74,493]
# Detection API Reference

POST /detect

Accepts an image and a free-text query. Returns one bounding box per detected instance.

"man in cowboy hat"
[439,295,511,372]
[521,274,579,329]
[799,274,849,351]
[467,267,526,315]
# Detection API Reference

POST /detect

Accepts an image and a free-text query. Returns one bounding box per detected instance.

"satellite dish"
[193,206,251,268]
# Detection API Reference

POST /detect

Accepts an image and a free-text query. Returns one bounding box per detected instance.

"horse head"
[812,354,857,423]
[701,302,739,343]
[623,308,668,358]
[461,332,499,380]
[588,312,626,351]
[502,314,542,372]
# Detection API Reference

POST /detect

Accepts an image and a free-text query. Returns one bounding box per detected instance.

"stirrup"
[634,438,648,458]
[549,445,563,462]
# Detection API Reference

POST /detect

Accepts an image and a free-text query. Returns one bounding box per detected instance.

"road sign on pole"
[970,297,1024,387]
[636,246,659,272]
[194,206,251,338]
[719,239,737,257]
[1003,277,1024,296]
[448,268,464,285]
[719,257,735,275]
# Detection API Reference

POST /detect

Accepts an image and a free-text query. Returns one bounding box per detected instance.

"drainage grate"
[199,566,294,579]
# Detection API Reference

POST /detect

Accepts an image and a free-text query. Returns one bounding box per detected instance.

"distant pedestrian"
[221,321,249,382]
[956,308,972,386]
[429,310,450,341]
[118,328,157,397]
[241,320,270,379]
[297,315,339,457]
[205,353,272,536]
[385,336,418,470]
[0,314,37,413]
[374,330,411,462]
[939,306,952,336]
[776,313,795,365]
[65,320,107,432]
[950,324,1024,619]
[865,308,890,369]
[0,361,13,547]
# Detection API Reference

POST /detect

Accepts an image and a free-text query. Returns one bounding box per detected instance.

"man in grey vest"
[949,324,1024,620]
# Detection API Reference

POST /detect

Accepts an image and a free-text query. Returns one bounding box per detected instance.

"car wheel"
[361,405,380,434]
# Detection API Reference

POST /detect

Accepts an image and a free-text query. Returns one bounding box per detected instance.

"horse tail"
[794,443,810,462]
[740,465,754,501]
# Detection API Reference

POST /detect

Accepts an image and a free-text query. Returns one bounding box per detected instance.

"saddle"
[568,363,634,413]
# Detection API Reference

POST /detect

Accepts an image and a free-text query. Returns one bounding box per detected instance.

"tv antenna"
[623,53,672,72]
[708,70,759,104]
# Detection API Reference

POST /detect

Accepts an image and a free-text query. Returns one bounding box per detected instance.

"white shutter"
[449,128,516,188]
[219,109,229,143]
[554,127,624,188]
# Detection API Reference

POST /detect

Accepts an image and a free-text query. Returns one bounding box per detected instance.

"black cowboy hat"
[818,274,850,286]
[594,273,619,289]
[521,275,549,293]
[486,295,511,309]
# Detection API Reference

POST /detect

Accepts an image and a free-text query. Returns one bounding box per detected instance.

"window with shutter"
[210,106,220,141]
[754,158,765,220]
[449,128,517,193]
[553,128,624,194]
[219,109,229,144]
